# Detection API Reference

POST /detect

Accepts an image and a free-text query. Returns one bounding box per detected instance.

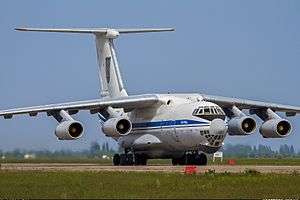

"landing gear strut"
[172,152,207,166]
[113,153,148,166]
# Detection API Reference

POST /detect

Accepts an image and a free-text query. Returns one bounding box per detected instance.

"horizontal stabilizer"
[15,27,175,34]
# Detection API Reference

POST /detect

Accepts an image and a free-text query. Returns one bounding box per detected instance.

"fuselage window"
[167,100,171,105]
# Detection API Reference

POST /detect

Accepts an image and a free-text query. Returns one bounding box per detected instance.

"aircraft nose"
[209,118,227,135]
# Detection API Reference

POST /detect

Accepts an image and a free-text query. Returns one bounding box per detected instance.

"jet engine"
[227,106,257,136]
[228,116,257,135]
[102,117,132,137]
[259,118,292,138]
[55,120,84,140]
[254,108,292,138]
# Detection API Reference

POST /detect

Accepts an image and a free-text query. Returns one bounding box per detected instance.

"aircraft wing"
[202,94,300,116]
[0,94,161,119]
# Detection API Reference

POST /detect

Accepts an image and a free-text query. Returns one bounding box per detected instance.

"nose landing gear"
[172,152,207,166]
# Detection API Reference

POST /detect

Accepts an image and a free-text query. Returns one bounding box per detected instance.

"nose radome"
[210,118,227,135]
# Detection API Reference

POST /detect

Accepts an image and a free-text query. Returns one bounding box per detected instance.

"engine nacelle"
[259,118,292,138]
[102,117,132,137]
[228,116,257,136]
[55,120,84,140]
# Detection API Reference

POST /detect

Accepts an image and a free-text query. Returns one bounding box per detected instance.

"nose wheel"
[172,152,207,166]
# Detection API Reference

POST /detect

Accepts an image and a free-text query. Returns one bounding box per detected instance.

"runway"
[1,163,300,173]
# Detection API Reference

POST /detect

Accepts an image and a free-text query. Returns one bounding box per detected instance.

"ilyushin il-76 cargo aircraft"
[1,27,300,166]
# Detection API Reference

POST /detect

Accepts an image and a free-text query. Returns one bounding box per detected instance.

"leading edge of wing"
[202,94,300,113]
[0,94,161,118]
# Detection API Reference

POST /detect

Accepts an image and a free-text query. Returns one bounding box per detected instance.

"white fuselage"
[117,94,227,159]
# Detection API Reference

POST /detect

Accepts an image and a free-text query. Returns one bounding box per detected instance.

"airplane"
[1,27,300,166]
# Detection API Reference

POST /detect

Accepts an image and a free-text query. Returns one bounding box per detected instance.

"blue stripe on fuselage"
[132,119,209,130]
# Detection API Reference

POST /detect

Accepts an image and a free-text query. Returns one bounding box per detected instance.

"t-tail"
[15,27,175,98]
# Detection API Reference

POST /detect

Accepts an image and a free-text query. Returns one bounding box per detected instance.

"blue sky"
[0,0,300,151]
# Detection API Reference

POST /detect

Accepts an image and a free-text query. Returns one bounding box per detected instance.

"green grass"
[3,157,300,166]
[0,158,112,164]
[213,158,300,166]
[0,170,299,199]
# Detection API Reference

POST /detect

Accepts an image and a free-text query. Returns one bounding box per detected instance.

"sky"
[0,0,300,151]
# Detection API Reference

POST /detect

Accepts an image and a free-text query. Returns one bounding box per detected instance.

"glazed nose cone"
[210,118,227,135]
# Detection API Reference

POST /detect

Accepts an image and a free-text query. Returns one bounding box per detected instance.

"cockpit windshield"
[193,106,225,121]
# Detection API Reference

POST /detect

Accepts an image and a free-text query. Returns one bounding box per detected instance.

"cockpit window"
[214,108,218,114]
[192,109,198,115]
[211,107,216,114]
[204,107,210,115]
[198,108,203,115]
[192,105,225,121]
[216,107,225,115]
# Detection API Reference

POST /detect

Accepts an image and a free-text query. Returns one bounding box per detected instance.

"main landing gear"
[113,153,148,166]
[112,151,207,166]
[172,152,208,166]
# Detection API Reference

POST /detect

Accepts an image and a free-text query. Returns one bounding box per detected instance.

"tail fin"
[15,27,175,98]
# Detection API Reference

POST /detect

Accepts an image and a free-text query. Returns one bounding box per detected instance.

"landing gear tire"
[195,153,207,166]
[174,152,208,166]
[178,156,186,165]
[120,153,134,166]
[175,154,192,165]
[134,154,147,165]
[113,154,120,166]
[172,158,180,165]
[186,153,196,165]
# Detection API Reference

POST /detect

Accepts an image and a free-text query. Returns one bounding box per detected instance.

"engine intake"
[55,120,84,140]
[102,117,132,137]
[228,116,257,136]
[259,119,292,138]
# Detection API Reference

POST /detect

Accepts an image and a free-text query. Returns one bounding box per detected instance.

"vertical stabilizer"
[15,27,175,98]
[95,34,128,98]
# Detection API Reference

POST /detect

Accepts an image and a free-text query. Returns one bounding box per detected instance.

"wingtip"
[15,27,27,31]
[161,28,175,32]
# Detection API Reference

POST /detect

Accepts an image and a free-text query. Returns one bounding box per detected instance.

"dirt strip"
[1,163,300,174]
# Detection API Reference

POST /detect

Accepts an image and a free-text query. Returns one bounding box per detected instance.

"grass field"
[0,158,112,164]
[212,158,300,166]
[0,170,299,199]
